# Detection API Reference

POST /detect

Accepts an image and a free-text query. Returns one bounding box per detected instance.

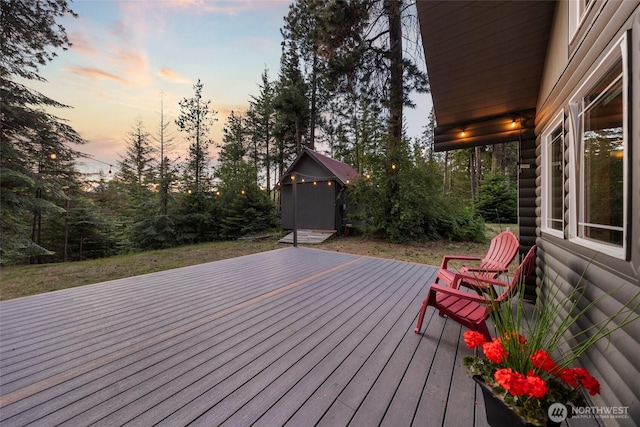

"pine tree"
[1,0,86,263]
[175,79,216,193]
[248,70,276,196]
[116,117,155,192]
[273,44,309,178]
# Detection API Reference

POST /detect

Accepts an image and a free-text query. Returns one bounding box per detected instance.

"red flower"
[530,349,559,374]
[526,373,549,398]
[483,338,508,363]
[557,367,600,394]
[573,367,601,396]
[463,331,487,349]
[558,368,579,388]
[494,368,513,390]
[494,368,530,396]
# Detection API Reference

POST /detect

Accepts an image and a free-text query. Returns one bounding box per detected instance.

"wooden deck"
[0,247,489,426]
[279,230,336,245]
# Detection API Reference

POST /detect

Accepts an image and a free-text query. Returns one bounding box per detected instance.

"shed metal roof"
[417,1,556,151]
[281,148,360,187]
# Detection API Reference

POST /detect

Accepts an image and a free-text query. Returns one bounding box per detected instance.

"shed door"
[281,182,337,230]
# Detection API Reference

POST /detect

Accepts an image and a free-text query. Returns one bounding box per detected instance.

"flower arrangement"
[463,270,640,426]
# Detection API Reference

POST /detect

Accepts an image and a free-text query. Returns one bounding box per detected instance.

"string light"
[282,171,357,187]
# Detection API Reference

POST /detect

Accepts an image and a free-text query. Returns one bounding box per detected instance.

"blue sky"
[36,0,432,177]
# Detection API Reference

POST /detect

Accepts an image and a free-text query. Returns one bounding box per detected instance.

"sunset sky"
[33,0,432,177]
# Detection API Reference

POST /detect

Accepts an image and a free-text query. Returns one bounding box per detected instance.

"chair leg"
[414,297,429,334]
[475,321,492,341]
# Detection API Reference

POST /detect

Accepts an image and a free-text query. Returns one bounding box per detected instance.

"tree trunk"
[384,0,403,212]
[309,51,317,150]
[295,118,301,155]
[491,144,499,177]
[265,116,271,197]
[475,145,482,190]
[470,151,476,201]
[443,150,449,196]
[385,0,403,151]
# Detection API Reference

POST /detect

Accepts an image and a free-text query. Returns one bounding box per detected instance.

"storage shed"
[279,148,359,232]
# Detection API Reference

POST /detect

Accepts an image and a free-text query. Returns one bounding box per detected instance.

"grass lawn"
[0,224,517,301]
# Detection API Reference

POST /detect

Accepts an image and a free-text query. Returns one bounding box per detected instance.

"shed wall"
[281,183,337,231]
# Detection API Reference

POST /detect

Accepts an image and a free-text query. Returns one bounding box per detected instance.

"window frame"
[541,111,566,239]
[567,33,629,259]
[569,0,596,43]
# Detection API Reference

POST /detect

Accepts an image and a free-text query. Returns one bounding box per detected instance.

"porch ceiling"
[417,1,556,151]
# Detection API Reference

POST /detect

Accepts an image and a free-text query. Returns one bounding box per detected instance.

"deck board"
[1,247,491,427]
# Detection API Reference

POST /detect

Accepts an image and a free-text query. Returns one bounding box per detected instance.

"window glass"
[578,58,624,246]
[549,127,564,231]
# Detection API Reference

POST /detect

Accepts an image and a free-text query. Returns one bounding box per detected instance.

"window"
[569,35,628,258]
[542,112,565,238]
[569,0,596,41]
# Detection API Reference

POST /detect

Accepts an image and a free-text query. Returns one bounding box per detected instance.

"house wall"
[519,137,538,298]
[535,2,640,425]
[537,0,568,109]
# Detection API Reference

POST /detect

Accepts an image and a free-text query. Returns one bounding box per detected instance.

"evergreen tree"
[175,79,216,193]
[281,0,329,149]
[273,44,308,178]
[1,0,86,263]
[154,92,177,216]
[218,184,276,240]
[116,117,155,192]
[475,172,518,224]
[248,70,276,196]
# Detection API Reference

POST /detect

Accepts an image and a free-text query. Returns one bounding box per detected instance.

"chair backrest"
[482,230,520,271]
[495,245,537,303]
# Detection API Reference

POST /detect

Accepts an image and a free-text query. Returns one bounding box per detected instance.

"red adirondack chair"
[414,245,537,340]
[436,230,519,293]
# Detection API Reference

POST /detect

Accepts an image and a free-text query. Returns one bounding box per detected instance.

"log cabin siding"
[534,4,640,425]
[519,138,537,297]
[536,240,640,425]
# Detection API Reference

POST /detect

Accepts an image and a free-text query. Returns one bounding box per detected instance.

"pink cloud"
[65,67,129,84]
[115,49,151,85]
[158,67,192,84]
[121,0,290,17]
[68,32,97,55]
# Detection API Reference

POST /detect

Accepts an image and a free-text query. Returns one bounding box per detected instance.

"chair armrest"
[461,265,507,274]
[450,272,510,290]
[439,255,483,269]
[429,283,490,304]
